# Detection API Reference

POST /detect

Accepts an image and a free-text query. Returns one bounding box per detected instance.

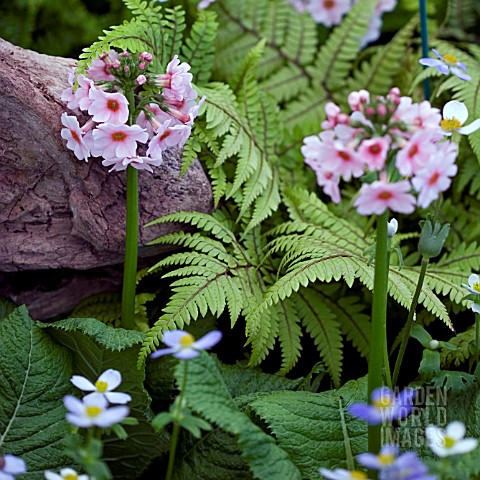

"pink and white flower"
[354,178,416,215]
[102,155,163,173]
[307,0,351,27]
[61,113,91,161]
[86,50,119,82]
[88,89,129,124]
[147,120,191,159]
[74,75,96,112]
[153,55,193,101]
[91,123,148,159]
[395,130,437,176]
[358,136,390,171]
[412,142,458,208]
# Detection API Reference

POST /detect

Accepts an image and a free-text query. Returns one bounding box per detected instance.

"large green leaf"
[0,306,74,479]
[43,318,167,480]
[247,377,368,478]
[176,352,302,480]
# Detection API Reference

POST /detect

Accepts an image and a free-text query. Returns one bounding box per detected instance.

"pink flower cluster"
[302,88,458,215]
[288,0,396,46]
[61,51,204,172]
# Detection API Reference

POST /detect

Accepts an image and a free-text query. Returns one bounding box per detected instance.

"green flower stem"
[120,89,138,330]
[392,256,429,386]
[166,361,189,480]
[419,0,431,100]
[368,212,389,455]
[475,312,480,366]
[121,165,139,329]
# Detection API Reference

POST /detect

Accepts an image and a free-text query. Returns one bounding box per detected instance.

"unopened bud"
[418,217,450,259]
[136,74,147,86]
[428,340,439,350]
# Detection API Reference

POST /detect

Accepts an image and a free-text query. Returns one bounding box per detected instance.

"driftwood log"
[0,38,213,319]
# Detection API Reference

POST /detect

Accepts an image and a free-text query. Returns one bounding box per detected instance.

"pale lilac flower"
[60,113,91,161]
[64,394,129,428]
[419,49,471,81]
[319,468,370,480]
[153,55,193,101]
[198,0,216,7]
[426,421,478,457]
[412,142,458,208]
[359,14,383,49]
[151,330,222,360]
[91,123,148,159]
[102,155,162,173]
[44,468,89,480]
[307,0,351,27]
[354,179,416,216]
[358,445,434,480]
[348,386,416,424]
[86,50,119,82]
[358,136,390,171]
[440,100,480,136]
[88,89,129,125]
[0,455,26,480]
[70,369,131,404]
[286,0,309,13]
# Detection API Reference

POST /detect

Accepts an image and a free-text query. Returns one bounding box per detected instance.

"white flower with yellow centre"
[44,468,89,480]
[426,421,478,457]
[462,273,480,313]
[64,394,129,428]
[70,369,131,404]
[150,329,222,360]
[319,468,369,480]
[440,101,480,136]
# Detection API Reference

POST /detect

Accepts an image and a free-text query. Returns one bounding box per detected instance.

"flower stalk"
[419,0,431,100]
[368,211,390,454]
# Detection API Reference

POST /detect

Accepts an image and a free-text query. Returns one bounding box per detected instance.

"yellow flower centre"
[443,436,456,448]
[440,118,462,131]
[378,453,395,465]
[442,53,458,65]
[473,282,480,293]
[64,474,78,480]
[372,395,393,408]
[350,471,368,480]
[95,380,108,393]
[179,333,195,347]
[86,406,103,417]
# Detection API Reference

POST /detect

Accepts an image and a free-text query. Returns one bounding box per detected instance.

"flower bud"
[428,340,439,350]
[387,218,398,238]
[136,74,147,86]
[418,218,450,259]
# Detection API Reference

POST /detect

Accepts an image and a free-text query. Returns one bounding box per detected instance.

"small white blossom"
[440,101,480,136]
[319,468,369,480]
[45,468,89,480]
[426,421,478,457]
[70,369,131,404]
[64,394,129,428]
[387,218,398,238]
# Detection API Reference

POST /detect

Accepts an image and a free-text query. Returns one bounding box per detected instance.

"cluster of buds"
[61,51,204,172]
[302,87,460,215]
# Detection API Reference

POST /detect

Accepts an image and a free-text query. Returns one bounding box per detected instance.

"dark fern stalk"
[368,212,390,455]
[419,0,431,100]
[121,89,139,330]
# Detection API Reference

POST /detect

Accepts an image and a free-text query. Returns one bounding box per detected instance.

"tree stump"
[0,38,213,319]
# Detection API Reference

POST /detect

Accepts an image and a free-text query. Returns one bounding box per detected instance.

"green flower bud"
[418,217,450,259]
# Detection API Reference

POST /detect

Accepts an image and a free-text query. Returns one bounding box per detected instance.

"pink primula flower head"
[86,50,119,82]
[91,123,148,159]
[412,142,458,208]
[74,75,96,112]
[395,130,437,176]
[354,178,416,215]
[88,89,129,124]
[151,329,222,360]
[136,104,172,139]
[323,141,364,181]
[154,55,193,101]
[307,0,351,27]
[102,155,163,173]
[61,113,91,161]
[348,89,370,112]
[358,136,390,171]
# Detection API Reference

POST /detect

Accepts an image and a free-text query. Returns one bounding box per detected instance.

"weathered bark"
[0,38,213,318]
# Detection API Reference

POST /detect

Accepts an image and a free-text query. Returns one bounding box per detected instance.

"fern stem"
[368,212,389,455]
[121,88,139,330]
[419,0,431,100]
[166,361,189,480]
[392,256,429,386]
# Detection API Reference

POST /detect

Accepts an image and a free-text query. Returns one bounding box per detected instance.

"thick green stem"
[120,89,138,330]
[166,362,189,480]
[368,212,389,455]
[392,256,429,386]
[121,166,139,329]
[419,0,431,100]
[475,312,480,366]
